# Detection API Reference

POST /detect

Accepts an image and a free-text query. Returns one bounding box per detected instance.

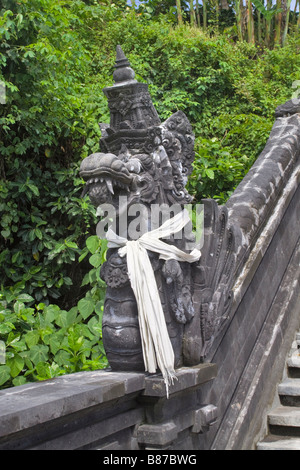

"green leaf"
[0,323,14,334]
[28,345,49,365]
[95,301,104,316]
[86,236,100,254]
[78,247,89,262]
[35,228,43,240]
[13,375,27,386]
[44,304,61,323]
[35,361,52,380]
[16,294,34,303]
[49,332,64,355]
[1,230,10,239]
[25,330,40,348]
[0,366,11,386]
[65,240,78,249]
[56,308,78,328]
[54,349,72,367]
[14,301,25,314]
[88,316,102,336]
[81,272,90,287]
[78,297,95,319]
[205,169,215,180]
[6,354,24,378]
[89,253,102,268]
[27,183,39,196]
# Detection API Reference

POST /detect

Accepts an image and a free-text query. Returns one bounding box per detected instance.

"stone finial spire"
[113,45,136,84]
[102,45,161,137]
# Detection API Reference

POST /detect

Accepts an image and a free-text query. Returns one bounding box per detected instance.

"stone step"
[287,354,300,369]
[287,353,300,378]
[287,349,300,379]
[278,378,300,406]
[257,436,300,450]
[257,331,300,450]
[268,406,300,427]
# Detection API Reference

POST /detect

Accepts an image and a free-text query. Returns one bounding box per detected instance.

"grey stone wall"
[197,113,300,449]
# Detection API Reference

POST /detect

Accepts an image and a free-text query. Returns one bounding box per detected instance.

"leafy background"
[1,0,300,388]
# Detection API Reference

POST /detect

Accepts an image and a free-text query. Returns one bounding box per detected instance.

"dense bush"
[0,234,108,387]
[1,0,300,388]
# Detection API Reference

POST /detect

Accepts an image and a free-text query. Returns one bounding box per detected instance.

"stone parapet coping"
[0,363,217,440]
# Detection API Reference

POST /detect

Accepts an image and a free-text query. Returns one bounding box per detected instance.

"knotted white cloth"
[105,209,201,396]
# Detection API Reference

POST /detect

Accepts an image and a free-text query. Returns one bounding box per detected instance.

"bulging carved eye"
[125,159,141,173]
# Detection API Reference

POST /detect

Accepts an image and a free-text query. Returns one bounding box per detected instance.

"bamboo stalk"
[282,0,291,45]
[196,0,201,26]
[176,0,183,25]
[190,0,196,26]
[236,0,243,41]
[203,0,208,28]
[257,9,262,43]
[247,0,255,43]
[265,0,273,46]
[274,0,282,45]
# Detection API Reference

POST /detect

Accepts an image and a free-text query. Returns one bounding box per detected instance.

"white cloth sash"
[105,209,201,396]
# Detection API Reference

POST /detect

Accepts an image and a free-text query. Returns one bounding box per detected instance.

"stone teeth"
[106,178,114,194]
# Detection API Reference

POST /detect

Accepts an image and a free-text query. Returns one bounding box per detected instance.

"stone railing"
[0,364,217,450]
[197,111,300,449]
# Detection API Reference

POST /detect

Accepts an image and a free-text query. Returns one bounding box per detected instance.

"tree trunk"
[196,0,201,26]
[265,0,273,46]
[257,9,262,43]
[176,0,183,25]
[247,0,255,43]
[189,0,196,26]
[235,0,243,41]
[274,0,282,45]
[203,0,208,28]
[282,0,291,45]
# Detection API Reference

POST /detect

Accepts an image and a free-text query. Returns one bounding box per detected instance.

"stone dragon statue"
[79,46,237,373]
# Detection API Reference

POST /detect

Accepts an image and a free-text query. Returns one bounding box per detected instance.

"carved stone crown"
[100,46,161,155]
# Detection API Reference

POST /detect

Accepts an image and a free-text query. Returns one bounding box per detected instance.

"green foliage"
[98,17,299,198]
[0,0,113,165]
[188,137,248,203]
[0,235,108,388]
[0,158,98,304]
[252,0,282,21]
